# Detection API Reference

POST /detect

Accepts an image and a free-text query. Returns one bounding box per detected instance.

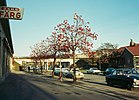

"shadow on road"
[74,82,138,100]
[83,80,106,86]
[1,71,138,100]
[0,73,58,100]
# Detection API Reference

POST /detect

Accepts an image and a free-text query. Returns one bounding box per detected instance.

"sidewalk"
[0,71,58,100]
[10,70,82,85]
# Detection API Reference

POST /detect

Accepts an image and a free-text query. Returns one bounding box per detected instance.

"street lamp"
[99,56,101,70]
[98,50,101,70]
[59,58,62,81]
[58,36,63,81]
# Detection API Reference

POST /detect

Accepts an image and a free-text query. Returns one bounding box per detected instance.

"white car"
[87,68,101,74]
[65,68,84,79]
[75,70,84,79]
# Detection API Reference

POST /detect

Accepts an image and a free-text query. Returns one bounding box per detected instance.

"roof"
[117,43,139,56]
[126,44,139,56]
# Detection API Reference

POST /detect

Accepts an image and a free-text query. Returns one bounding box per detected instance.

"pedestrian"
[28,66,30,72]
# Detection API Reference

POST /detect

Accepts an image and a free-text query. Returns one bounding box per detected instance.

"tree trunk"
[40,59,43,74]
[52,53,57,78]
[73,51,77,82]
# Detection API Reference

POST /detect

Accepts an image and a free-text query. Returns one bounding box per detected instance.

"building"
[120,41,139,68]
[110,39,139,69]
[0,0,14,83]
[13,54,90,71]
[13,57,73,71]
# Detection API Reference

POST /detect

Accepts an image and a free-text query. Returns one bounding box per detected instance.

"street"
[1,1,139,100]
[0,71,139,100]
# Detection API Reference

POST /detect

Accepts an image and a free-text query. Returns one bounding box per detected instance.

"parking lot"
[83,74,106,84]
[82,73,139,92]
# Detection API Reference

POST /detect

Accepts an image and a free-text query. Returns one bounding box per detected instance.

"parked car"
[104,68,115,75]
[106,68,139,90]
[54,68,61,76]
[75,70,84,79]
[54,68,84,79]
[65,69,84,79]
[136,68,139,73]
[54,68,69,76]
[62,68,70,76]
[87,67,101,74]
[64,72,73,78]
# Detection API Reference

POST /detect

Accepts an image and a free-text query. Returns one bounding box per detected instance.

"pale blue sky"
[7,0,139,57]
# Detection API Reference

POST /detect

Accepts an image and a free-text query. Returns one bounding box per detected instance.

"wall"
[0,23,2,79]
[0,0,14,83]
[121,49,134,68]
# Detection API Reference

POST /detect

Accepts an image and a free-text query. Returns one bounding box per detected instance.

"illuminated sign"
[0,6,24,20]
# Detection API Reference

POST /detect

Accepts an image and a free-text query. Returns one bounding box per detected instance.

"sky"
[7,0,139,57]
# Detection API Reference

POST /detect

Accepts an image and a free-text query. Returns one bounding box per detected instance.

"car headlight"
[134,79,137,82]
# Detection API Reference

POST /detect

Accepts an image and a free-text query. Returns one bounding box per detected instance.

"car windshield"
[120,69,138,75]
[106,68,114,72]
[90,68,98,70]
[56,69,60,71]
[62,69,66,71]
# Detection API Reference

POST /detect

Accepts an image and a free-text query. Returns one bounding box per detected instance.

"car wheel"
[107,81,113,86]
[127,83,132,90]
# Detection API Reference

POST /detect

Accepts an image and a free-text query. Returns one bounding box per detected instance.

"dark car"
[65,72,74,79]
[136,68,139,73]
[54,69,60,76]
[65,70,84,79]
[104,68,115,75]
[106,68,139,90]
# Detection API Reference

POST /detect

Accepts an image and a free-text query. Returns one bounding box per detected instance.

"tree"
[54,13,98,82]
[96,42,119,70]
[98,43,118,50]
[30,40,49,73]
[47,30,69,78]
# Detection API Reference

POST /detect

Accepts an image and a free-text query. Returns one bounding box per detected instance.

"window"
[123,70,131,74]
[112,70,116,75]
[132,69,138,74]
[116,70,123,75]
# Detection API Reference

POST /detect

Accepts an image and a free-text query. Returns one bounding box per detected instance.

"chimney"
[130,39,136,47]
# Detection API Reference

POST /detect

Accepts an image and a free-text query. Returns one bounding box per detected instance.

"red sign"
[0,6,24,20]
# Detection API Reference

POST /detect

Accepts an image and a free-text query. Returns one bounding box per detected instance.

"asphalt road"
[0,71,139,100]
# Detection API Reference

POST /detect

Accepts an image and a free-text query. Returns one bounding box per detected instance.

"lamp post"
[98,50,101,70]
[59,58,62,81]
[58,35,63,81]
[99,56,101,70]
